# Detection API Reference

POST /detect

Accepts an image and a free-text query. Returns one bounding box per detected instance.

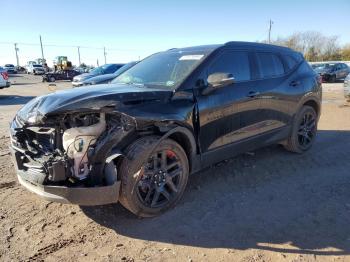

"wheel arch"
[107,125,198,175]
[166,126,197,173]
[303,99,320,117]
[297,95,321,121]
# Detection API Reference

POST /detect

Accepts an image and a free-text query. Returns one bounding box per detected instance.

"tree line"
[265,31,350,62]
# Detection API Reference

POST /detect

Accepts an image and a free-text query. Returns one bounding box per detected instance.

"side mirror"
[202,73,234,95]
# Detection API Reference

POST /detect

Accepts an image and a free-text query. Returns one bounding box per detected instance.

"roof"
[167,44,223,53]
[167,41,295,54]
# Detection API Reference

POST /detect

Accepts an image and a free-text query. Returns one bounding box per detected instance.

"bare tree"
[267,31,343,61]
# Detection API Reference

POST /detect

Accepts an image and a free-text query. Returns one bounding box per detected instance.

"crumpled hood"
[83,73,116,84]
[17,84,173,122]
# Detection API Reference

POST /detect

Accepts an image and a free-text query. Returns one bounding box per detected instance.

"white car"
[27,64,45,75]
[344,74,350,101]
[0,67,11,88]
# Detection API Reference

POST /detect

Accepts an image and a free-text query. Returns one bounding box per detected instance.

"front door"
[195,49,264,164]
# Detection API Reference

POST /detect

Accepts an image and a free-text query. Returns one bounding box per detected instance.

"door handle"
[247,91,260,98]
[290,80,301,87]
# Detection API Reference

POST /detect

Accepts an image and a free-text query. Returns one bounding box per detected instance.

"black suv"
[10,42,322,217]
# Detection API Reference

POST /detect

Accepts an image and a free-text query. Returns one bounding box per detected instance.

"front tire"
[119,136,189,217]
[284,105,318,153]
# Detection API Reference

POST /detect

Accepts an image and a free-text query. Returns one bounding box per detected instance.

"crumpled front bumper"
[16,172,120,205]
[10,140,121,206]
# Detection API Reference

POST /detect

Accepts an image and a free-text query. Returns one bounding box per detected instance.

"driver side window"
[208,50,251,82]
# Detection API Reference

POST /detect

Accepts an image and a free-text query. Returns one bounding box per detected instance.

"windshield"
[33,65,43,68]
[314,63,335,69]
[90,64,114,75]
[111,62,138,82]
[113,51,207,88]
[5,64,14,67]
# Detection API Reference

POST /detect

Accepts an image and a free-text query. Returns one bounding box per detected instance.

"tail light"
[316,74,322,85]
[1,72,9,80]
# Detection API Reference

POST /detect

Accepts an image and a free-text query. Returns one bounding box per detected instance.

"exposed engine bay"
[10,111,137,188]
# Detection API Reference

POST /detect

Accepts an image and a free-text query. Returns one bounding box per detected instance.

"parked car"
[313,62,350,82]
[10,42,321,217]
[42,69,82,82]
[344,74,350,101]
[0,67,10,88]
[76,61,137,86]
[27,64,45,75]
[72,63,125,87]
[4,64,17,74]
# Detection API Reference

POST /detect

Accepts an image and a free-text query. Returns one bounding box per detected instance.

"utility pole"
[77,46,81,66]
[39,35,45,63]
[103,47,107,64]
[268,19,273,44]
[14,43,19,67]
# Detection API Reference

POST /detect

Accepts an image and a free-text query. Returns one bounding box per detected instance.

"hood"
[73,72,99,82]
[83,73,116,84]
[17,84,173,123]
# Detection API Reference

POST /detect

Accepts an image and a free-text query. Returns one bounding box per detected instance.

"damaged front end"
[10,108,136,205]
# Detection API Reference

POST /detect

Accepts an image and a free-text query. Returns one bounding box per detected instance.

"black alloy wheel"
[137,149,183,208]
[297,111,317,150]
[284,105,318,153]
[119,136,189,217]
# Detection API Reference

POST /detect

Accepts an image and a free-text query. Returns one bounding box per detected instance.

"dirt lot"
[0,74,349,262]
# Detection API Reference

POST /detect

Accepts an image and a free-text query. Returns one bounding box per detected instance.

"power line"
[0,41,145,52]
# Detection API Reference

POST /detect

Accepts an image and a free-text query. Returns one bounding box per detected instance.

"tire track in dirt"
[0,181,16,190]
[26,234,87,262]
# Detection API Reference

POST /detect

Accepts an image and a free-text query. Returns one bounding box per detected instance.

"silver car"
[344,74,350,101]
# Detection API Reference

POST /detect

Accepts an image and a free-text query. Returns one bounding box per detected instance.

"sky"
[1,0,349,67]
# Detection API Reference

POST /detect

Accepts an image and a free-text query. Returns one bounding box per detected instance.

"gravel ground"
[0,74,349,262]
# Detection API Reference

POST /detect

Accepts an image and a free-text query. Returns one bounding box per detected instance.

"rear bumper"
[0,81,10,88]
[10,146,120,206]
[33,71,45,75]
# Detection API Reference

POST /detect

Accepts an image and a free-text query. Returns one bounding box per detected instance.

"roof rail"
[224,41,236,46]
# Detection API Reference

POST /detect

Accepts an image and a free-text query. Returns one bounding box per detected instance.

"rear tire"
[119,136,189,217]
[284,106,318,153]
[50,76,56,82]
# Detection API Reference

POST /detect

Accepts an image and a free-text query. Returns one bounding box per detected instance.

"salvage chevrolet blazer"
[10,42,322,217]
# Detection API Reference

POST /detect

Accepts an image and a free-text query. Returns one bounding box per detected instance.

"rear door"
[251,52,302,139]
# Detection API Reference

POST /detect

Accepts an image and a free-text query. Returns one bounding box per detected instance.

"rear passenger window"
[209,51,251,81]
[282,55,299,71]
[256,53,284,78]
